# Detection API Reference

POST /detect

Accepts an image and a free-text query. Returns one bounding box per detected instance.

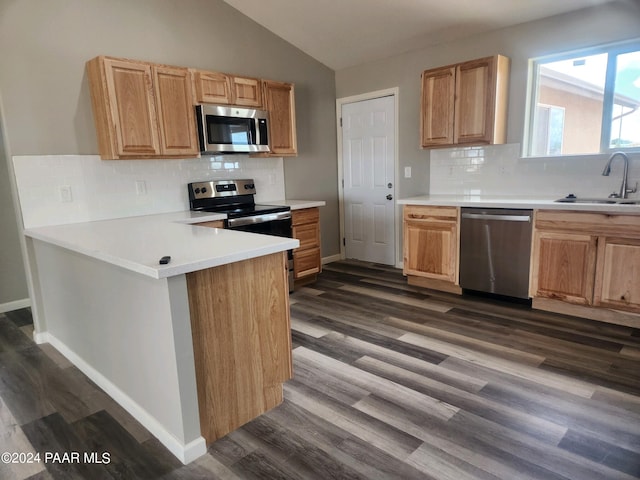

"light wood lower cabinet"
[186,252,292,444]
[403,205,459,288]
[531,231,597,305]
[292,207,321,284]
[530,210,640,315]
[594,237,640,311]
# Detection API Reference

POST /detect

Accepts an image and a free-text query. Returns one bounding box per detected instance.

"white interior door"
[342,95,396,265]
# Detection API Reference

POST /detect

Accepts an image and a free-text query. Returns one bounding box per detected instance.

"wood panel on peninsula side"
[186,252,293,444]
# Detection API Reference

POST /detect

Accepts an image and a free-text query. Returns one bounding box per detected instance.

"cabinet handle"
[461,213,531,222]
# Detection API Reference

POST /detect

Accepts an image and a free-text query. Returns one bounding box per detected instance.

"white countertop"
[25,211,299,279]
[398,194,640,214]
[262,199,326,210]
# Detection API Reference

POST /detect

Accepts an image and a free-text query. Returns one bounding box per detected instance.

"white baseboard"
[37,332,207,464]
[0,298,31,314]
[322,253,342,265]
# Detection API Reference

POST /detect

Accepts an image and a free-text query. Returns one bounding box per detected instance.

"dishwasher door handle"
[461,213,531,222]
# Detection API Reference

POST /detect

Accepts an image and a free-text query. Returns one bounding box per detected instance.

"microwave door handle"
[249,119,256,145]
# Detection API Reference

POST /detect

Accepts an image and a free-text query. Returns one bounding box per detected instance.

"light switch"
[404,166,412,178]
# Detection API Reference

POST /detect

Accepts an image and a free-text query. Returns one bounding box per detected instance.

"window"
[525,40,640,157]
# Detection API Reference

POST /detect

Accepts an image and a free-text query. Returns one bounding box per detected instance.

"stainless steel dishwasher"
[459,207,533,299]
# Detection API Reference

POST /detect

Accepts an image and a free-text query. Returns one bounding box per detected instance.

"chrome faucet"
[602,152,637,199]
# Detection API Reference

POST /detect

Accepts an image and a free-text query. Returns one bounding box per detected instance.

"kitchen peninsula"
[23,211,299,464]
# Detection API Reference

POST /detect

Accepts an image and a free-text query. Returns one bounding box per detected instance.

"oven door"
[226,213,294,290]
[225,213,292,238]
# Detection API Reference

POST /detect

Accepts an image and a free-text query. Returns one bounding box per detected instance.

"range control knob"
[194,187,201,194]
[201,187,208,194]
[246,184,255,189]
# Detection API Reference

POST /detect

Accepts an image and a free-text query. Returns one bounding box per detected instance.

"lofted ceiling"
[223,0,616,70]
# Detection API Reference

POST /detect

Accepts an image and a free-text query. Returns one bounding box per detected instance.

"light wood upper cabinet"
[87,56,199,159]
[192,70,232,104]
[420,55,510,148]
[403,205,459,284]
[420,67,456,146]
[231,76,263,107]
[262,80,297,156]
[530,210,640,313]
[153,66,200,156]
[192,70,263,107]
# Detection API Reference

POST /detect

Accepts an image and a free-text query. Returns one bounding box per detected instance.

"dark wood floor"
[1,260,639,479]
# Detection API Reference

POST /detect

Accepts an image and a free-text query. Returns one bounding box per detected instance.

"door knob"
[386,194,393,200]
[387,183,393,188]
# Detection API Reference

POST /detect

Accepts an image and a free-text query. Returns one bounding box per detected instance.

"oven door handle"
[226,211,292,228]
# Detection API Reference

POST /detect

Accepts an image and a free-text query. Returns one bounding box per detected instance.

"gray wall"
[0,0,340,308]
[0,100,28,307]
[335,0,640,200]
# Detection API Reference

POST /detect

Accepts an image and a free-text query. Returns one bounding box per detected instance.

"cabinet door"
[263,80,297,156]
[531,231,597,305]
[231,76,263,107]
[420,66,455,147]
[403,206,458,283]
[193,70,232,104]
[454,57,494,144]
[103,58,160,156]
[594,237,640,312]
[153,66,199,156]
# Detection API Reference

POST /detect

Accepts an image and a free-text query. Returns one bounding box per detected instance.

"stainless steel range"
[188,179,294,285]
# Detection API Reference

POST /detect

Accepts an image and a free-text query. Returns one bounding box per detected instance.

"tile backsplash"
[13,155,285,229]
[430,143,640,198]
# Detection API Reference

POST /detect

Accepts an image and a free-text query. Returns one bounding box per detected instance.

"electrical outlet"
[404,166,412,178]
[135,180,147,195]
[59,185,73,203]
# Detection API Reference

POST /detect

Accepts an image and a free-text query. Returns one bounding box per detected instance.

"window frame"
[524,39,640,158]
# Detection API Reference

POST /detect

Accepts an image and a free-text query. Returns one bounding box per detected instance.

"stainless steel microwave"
[195,105,270,154]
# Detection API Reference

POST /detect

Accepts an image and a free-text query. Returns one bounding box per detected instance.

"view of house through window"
[527,42,640,156]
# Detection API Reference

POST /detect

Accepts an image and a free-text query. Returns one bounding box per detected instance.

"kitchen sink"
[555,196,640,205]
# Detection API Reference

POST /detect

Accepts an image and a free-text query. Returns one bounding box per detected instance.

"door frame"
[336,88,400,267]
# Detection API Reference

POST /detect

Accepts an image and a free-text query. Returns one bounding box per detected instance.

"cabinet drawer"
[293,247,321,279]
[535,210,640,237]
[404,205,458,223]
[293,223,319,250]
[292,207,319,226]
